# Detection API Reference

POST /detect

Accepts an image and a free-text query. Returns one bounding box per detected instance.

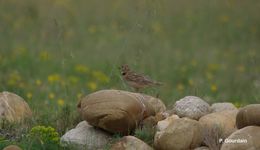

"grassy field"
[0,0,259,149]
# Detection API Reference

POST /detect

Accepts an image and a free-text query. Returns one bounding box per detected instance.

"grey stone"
[60,121,111,149]
[173,96,211,120]
[211,102,237,112]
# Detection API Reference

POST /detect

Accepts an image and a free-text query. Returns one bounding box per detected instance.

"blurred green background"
[0,0,259,108]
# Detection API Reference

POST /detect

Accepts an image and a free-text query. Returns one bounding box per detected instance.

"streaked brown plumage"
[119,64,162,91]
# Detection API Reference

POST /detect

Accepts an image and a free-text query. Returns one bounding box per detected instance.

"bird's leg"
[156,93,160,98]
[135,88,140,93]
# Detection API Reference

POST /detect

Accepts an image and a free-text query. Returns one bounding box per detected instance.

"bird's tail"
[153,81,163,86]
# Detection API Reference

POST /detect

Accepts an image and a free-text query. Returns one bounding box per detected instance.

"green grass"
[135,126,156,146]
[0,0,259,149]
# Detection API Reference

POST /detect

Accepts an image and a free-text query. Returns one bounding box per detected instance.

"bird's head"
[119,64,130,75]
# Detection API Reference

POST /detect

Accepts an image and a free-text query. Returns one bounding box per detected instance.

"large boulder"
[154,118,203,150]
[173,96,211,120]
[211,102,237,112]
[221,126,260,150]
[236,104,260,129]
[199,110,238,137]
[0,91,32,123]
[77,90,165,134]
[60,121,111,149]
[111,136,153,150]
[199,110,238,149]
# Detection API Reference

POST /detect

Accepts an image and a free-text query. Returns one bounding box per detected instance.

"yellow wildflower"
[92,71,110,83]
[57,99,65,106]
[12,47,27,56]
[39,51,50,61]
[87,82,97,91]
[35,79,42,86]
[48,74,61,84]
[188,79,194,86]
[74,64,89,73]
[177,83,184,91]
[77,93,83,99]
[49,93,55,99]
[207,63,219,71]
[7,71,21,86]
[7,79,16,86]
[10,71,21,81]
[68,76,79,84]
[210,84,217,92]
[205,71,213,80]
[26,92,33,99]
[234,102,243,108]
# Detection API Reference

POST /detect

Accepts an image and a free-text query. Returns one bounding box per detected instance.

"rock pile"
[3,89,258,149]
[59,90,260,150]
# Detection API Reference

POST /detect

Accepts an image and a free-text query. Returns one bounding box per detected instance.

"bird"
[119,64,163,92]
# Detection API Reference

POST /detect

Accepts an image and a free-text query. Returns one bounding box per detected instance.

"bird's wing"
[126,72,154,84]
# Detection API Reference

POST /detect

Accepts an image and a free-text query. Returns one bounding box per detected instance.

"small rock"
[142,111,169,129]
[60,121,112,149]
[111,136,153,150]
[0,91,32,123]
[142,112,169,128]
[221,126,260,150]
[3,145,22,150]
[194,146,210,150]
[154,118,203,150]
[173,96,211,120]
[157,114,179,131]
[211,102,237,112]
[236,104,260,129]
[154,112,168,122]
[142,116,157,127]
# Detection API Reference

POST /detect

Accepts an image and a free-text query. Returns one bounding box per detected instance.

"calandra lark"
[119,64,163,92]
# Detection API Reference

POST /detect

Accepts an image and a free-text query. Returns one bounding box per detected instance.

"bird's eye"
[122,72,126,75]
